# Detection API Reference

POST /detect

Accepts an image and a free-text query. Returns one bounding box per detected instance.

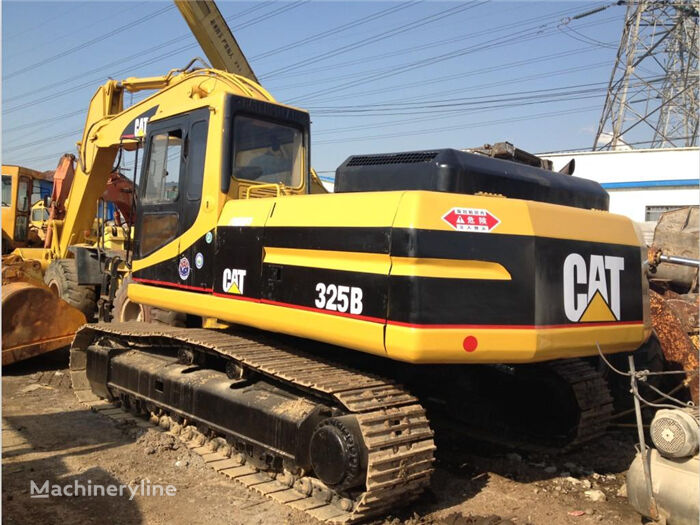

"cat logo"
[222,268,246,295]
[134,117,149,137]
[563,254,624,322]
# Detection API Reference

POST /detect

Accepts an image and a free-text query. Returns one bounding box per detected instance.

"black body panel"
[135,226,643,328]
[85,346,325,467]
[335,149,609,211]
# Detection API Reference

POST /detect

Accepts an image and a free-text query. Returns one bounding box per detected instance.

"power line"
[290,14,619,104]
[6,4,144,63]
[4,3,86,41]
[2,2,308,112]
[294,46,606,106]
[312,62,612,135]
[5,4,177,80]
[297,22,615,105]
[8,129,83,153]
[307,80,615,112]
[266,2,589,84]
[313,105,601,145]
[3,109,85,134]
[250,2,419,62]
[259,1,486,79]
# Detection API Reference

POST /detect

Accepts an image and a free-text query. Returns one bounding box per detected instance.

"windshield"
[2,175,11,207]
[233,116,303,188]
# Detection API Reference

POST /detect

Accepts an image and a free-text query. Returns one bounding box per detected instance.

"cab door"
[133,109,210,287]
[13,174,31,243]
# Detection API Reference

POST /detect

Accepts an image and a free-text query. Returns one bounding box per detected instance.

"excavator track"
[546,359,614,450]
[70,322,435,523]
[409,358,614,454]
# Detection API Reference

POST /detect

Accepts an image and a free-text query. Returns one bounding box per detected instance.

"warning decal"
[442,208,500,232]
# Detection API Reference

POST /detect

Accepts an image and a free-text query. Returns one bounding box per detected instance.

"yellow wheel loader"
[49,58,653,522]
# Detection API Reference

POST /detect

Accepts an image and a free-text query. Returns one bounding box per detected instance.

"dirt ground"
[2,350,646,525]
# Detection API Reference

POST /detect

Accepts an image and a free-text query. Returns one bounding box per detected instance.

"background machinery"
[2,164,52,254]
[1,154,133,364]
[1,163,88,365]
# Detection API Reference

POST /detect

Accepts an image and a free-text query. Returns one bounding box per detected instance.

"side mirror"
[43,195,51,208]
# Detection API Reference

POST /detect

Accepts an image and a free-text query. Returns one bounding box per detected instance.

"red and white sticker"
[442,208,500,232]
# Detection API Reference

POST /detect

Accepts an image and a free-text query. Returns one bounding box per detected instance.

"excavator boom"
[174,0,258,82]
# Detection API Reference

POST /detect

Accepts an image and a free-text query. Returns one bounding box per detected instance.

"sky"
[1,0,630,178]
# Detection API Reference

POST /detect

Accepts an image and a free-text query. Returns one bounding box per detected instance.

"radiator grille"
[346,151,438,167]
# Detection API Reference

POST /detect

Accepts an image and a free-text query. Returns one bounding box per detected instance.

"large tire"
[44,259,98,320]
[111,275,186,326]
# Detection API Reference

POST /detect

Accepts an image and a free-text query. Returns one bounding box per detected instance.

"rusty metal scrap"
[649,290,699,404]
[2,281,86,366]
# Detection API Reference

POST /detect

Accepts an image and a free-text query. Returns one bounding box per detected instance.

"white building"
[539,147,699,223]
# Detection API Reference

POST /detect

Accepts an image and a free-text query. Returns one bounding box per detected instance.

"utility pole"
[594,0,698,150]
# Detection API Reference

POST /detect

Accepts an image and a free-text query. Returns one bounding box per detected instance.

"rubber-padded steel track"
[70,322,435,523]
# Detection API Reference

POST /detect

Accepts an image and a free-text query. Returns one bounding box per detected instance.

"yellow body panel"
[390,258,512,280]
[263,190,405,228]
[264,247,391,276]
[129,283,386,356]
[384,322,648,364]
[132,188,650,364]
[392,191,641,246]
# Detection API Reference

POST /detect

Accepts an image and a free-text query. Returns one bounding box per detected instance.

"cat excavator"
[6,1,654,520]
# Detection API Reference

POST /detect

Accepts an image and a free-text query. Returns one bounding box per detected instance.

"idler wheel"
[309,416,366,490]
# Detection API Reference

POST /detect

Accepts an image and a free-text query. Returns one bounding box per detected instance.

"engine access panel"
[334,149,609,211]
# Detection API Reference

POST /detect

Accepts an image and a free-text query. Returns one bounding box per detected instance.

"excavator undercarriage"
[71,323,435,523]
[70,322,621,522]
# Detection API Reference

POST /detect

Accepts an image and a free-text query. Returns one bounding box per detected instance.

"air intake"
[345,151,438,167]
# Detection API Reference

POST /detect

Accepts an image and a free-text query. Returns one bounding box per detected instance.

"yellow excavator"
[6,1,654,520]
[54,2,654,521]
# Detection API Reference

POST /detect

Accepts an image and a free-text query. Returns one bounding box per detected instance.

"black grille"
[346,151,438,167]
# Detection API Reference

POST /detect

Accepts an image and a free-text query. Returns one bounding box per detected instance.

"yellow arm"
[174,0,258,83]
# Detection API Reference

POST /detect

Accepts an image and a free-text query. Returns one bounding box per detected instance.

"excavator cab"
[1,165,42,253]
[130,95,309,264]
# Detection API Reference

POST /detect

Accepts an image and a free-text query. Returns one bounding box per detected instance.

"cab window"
[233,116,303,187]
[17,177,30,212]
[32,207,49,222]
[142,130,182,204]
[2,176,11,207]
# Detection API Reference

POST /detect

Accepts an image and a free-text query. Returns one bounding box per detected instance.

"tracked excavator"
[54,64,653,525]
[0,1,644,520]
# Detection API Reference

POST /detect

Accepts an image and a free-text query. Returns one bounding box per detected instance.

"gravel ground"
[2,350,645,525]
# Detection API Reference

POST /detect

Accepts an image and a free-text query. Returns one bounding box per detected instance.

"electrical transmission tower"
[594,0,698,150]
